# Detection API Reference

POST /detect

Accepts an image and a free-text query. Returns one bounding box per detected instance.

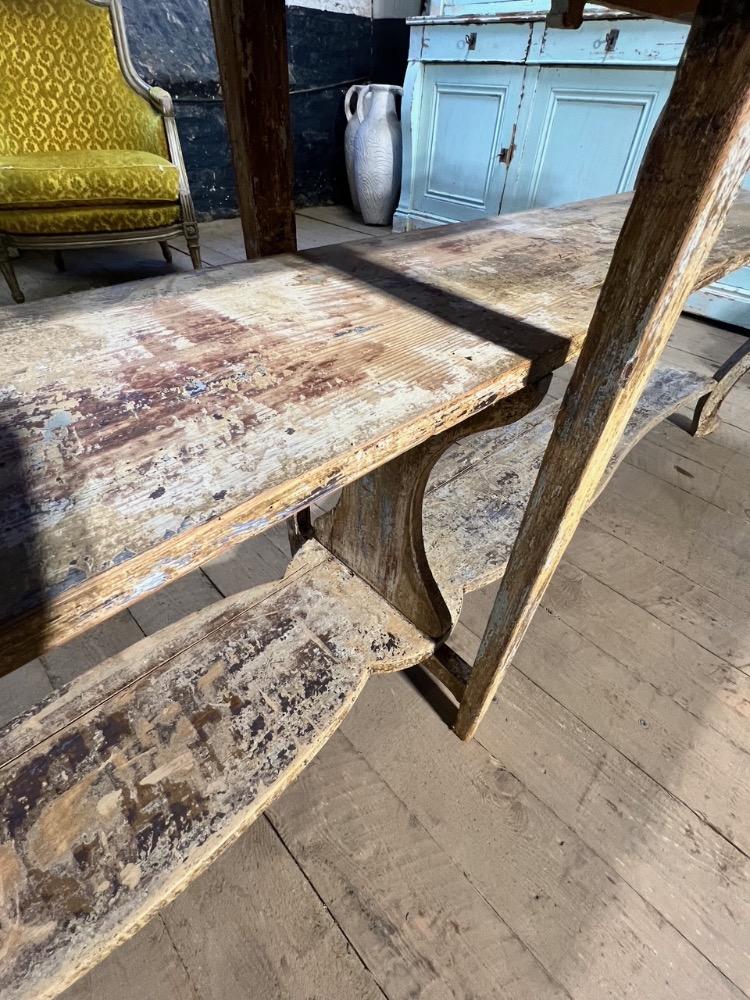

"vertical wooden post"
[455,0,750,741]
[208,0,297,258]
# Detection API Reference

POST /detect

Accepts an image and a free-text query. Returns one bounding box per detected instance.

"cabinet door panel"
[414,64,524,223]
[502,66,673,213]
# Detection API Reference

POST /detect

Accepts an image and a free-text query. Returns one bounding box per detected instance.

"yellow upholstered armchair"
[0,0,201,303]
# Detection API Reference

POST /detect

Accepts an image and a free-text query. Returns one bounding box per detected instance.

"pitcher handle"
[344,84,360,122]
[357,87,374,124]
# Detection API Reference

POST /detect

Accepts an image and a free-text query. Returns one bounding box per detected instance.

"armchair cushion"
[0,149,180,209]
[0,204,181,235]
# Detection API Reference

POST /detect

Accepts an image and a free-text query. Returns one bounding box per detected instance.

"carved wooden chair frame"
[0,0,202,304]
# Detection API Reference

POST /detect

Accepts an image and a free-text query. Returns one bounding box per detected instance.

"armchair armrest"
[149,86,175,117]
[148,86,195,219]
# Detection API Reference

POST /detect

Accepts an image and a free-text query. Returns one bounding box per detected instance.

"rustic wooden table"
[1,188,749,1000]
[2,192,749,673]
[3,5,750,997]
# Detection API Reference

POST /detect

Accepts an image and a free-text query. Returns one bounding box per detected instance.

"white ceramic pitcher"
[353,84,403,226]
[344,84,371,213]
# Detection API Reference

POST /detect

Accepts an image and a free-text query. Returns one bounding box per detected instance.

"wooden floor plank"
[38,610,144,688]
[59,915,200,1000]
[566,520,750,670]
[625,436,750,520]
[341,672,743,1000]
[642,416,750,487]
[586,463,750,608]
[127,569,223,634]
[0,660,52,730]
[671,316,748,368]
[201,528,291,597]
[461,564,749,750]
[662,344,750,430]
[160,815,386,1000]
[446,623,750,996]
[462,565,750,857]
[269,732,570,1000]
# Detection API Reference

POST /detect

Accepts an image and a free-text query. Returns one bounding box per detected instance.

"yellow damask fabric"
[0,204,181,234]
[0,150,180,207]
[0,0,169,158]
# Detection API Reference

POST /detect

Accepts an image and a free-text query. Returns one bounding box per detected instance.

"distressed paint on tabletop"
[0,359,723,999]
[1,192,749,670]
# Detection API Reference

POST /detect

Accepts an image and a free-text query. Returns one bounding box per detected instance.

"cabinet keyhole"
[605,28,619,53]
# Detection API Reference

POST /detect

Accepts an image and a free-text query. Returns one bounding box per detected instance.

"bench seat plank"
[3,193,749,673]
[425,365,712,623]
[0,541,431,1000]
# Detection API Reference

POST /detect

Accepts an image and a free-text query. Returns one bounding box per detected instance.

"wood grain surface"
[207,0,296,259]
[2,193,749,671]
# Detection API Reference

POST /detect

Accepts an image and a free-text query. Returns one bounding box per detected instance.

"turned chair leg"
[184,223,202,270]
[0,241,24,304]
[159,240,173,265]
[188,242,202,270]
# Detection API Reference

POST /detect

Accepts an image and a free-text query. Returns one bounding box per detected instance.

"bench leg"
[691,337,750,437]
[288,505,313,556]
[454,1,750,741]
[308,378,551,639]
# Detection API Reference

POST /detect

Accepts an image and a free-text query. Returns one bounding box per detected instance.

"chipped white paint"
[425,365,713,626]
[0,541,432,1000]
[2,193,749,672]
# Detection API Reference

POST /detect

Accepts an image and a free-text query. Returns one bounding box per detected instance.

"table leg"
[306,378,550,639]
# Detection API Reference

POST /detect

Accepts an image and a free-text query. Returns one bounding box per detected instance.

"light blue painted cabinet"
[501,66,671,212]
[395,5,749,327]
[412,64,525,221]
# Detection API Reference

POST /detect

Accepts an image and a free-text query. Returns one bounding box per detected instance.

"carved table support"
[691,337,750,437]
[301,378,551,639]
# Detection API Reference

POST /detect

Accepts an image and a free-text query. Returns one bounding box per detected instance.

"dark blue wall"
[121,0,234,220]
[121,1,409,218]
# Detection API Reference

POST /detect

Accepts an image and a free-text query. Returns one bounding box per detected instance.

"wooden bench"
[0,541,431,999]
[1,190,749,997]
[1,359,746,999]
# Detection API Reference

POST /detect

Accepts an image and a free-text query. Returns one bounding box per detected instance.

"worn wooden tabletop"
[2,192,749,669]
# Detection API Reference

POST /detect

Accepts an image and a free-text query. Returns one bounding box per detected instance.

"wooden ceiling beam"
[549,0,696,27]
